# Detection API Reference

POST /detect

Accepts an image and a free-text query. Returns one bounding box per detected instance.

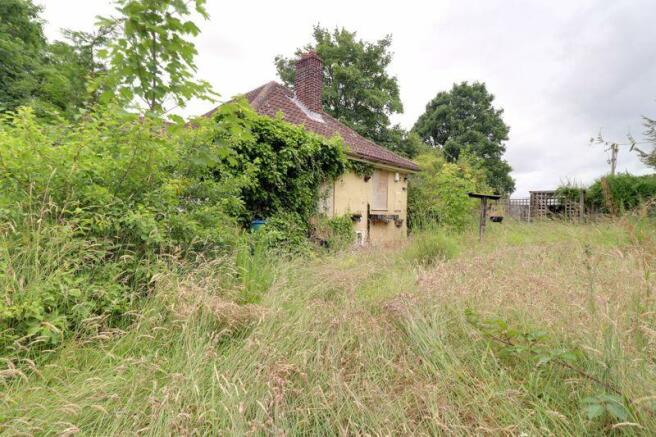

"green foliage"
[555,181,585,203]
[99,0,215,112]
[35,41,92,117]
[465,309,581,366]
[275,25,404,148]
[408,150,488,230]
[0,100,347,354]
[310,214,355,250]
[325,215,355,249]
[378,126,427,158]
[413,81,515,194]
[209,100,348,225]
[587,173,656,214]
[581,394,631,423]
[0,106,243,354]
[0,0,46,111]
[0,0,107,118]
[640,116,656,168]
[250,212,311,255]
[234,238,277,304]
[404,230,459,265]
[465,309,637,427]
[347,160,374,177]
[36,26,117,117]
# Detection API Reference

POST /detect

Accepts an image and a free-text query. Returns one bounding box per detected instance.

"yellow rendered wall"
[321,167,409,245]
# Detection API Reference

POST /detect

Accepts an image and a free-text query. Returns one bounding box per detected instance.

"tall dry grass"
[1,219,655,435]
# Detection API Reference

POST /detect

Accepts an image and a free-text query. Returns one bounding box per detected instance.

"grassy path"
[2,221,655,435]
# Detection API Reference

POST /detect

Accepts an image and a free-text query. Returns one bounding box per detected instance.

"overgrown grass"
[403,227,460,265]
[2,219,655,434]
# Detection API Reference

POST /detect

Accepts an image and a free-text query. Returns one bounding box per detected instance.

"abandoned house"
[205,51,419,244]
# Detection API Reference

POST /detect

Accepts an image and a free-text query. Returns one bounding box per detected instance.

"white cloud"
[37,0,655,196]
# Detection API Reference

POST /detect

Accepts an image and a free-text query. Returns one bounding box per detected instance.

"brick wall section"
[295,51,323,112]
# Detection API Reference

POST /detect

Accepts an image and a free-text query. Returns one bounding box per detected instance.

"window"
[372,171,388,210]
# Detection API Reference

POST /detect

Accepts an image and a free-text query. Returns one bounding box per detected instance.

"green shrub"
[208,101,348,225]
[555,181,585,203]
[249,211,311,255]
[0,220,133,353]
[408,151,488,231]
[326,215,355,249]
[403,230,460,266]
[309,214,355,250]
[0,102,347,355]
[587,173,656,214]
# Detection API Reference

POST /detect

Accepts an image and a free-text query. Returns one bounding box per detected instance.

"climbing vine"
[347,160,375,178]
[208,100,349,224]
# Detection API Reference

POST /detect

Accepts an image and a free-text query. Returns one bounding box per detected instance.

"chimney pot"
[295,51,323,112]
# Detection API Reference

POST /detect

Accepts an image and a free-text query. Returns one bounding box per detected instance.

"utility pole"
[609,143,618,176]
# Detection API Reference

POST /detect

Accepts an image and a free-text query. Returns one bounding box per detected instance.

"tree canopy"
[413,82,515,194]
[99,0,215,113]
[0,0,115,117]
[0,0,214,117]
[275,25,405,150]
[0,0,46,111]
[636,116,656,169]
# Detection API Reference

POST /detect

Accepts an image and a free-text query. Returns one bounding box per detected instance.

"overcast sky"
[37,0,655,196]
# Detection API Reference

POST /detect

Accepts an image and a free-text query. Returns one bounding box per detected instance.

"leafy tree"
[634,116,656,168]
[99,0,215,113]
[275,25,403,147]
[413,82,515,194]
[408,148,489,230]
[379,125,427,158]
[0,0,113,117]
[0,0,46,111]
[47,27,118,110]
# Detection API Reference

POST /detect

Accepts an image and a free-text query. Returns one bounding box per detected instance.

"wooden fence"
[502,191,595,222]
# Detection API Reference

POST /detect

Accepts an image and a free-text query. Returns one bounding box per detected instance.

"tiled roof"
[205,81,419,172]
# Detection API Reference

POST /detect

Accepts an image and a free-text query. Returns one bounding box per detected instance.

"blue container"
[250,219,266,231]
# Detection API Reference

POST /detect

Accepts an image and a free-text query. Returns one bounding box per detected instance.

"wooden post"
[479,197,487,241]
[468,193,500,242]
[579,190,585,223]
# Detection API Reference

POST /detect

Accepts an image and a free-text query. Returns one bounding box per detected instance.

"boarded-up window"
[372,171,388,210]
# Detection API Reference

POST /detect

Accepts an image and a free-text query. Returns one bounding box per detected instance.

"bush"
[208,101,347,225]
[0,107,246,354]
[587,173,656,214]
[310,214,355,250]
[555,181,585,203]
[408,151,488,231]
[0,220,133,352]
[0,102,347,355]
[403,230,460,266]
[250,211,311,255]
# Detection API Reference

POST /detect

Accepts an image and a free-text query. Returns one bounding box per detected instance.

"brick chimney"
[295,51,323,112]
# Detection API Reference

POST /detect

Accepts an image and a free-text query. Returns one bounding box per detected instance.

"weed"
[403,229,459,265]
[2,220,656,434]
